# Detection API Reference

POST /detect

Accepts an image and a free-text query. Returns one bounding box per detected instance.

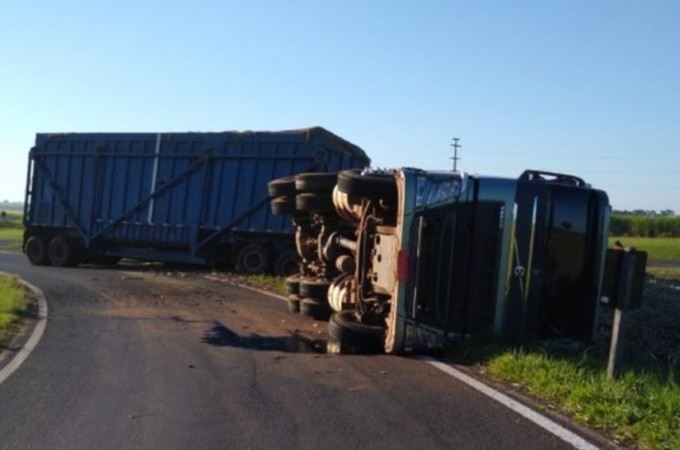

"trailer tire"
[236,244,270,274]
[337,169,397,203]
[299,279,331,300]
[300,298,331,320]
[25,236,49,266]
[274,250,299,276]
[268,176,296,197]
[48,236,79,267]
[270,196,296,215]
[295,172,338,193]
[328,310,384,352]
[296,193,334,212]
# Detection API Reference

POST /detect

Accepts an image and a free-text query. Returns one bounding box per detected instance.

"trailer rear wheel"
[328,310,384,352]
[236,244,270,274]
[48,236,79,267]
[25,236,49,266]
[274,251,299,276]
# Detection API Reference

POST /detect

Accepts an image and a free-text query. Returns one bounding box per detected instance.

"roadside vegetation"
[486,348,679,450]
[0,210,23,251]
[478,233,680,449]
[0,274,30,346]
[610,214,680,238]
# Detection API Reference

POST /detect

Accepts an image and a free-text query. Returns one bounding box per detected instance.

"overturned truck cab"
[269,168,610,353]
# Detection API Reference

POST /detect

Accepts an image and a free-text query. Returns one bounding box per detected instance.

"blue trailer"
[22,127,370,274]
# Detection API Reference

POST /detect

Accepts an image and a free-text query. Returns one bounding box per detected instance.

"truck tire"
[48,236,79,267]
[295,172,338,193]
[337,169,397,203]
[236,244,270,274]
[299,279,331,300]
[268,176,296,197]
[300,298,331,320]
[270,196,296,215]
[287,294,301,313]
[25,235,49,266]
[274,251,299,277]
[296,193,334,212]
[285,275,302,295]
[328,310,384,352]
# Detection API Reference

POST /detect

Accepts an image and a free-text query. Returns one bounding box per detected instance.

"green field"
[609,237,680,261]
[0,211,23,250]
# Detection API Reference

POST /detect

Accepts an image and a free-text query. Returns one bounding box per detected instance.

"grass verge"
[482,347,679,450]
[239,274,286,295]
[0,274,30,346]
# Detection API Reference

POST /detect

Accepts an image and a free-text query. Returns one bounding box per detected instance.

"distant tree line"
[610,212,680,237]
[0,201,24,211]
[613,209,675,217]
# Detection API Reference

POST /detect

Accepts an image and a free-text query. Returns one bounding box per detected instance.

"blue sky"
[1,1,678,212]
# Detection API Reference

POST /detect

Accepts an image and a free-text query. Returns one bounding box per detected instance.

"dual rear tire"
[25,235,81,267]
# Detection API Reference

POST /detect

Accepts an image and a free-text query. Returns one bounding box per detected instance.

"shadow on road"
[201,321,318,353]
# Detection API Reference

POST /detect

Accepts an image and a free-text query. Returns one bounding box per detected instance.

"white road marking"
[0,275,48,385]
[421,356,601,450]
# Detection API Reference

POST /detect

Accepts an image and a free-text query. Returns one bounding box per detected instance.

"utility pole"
[450,138,462,171]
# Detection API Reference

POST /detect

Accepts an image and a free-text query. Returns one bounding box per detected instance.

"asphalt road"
[0,252,600,450]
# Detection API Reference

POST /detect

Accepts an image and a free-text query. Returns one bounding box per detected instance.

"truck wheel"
[25,236,49,265]
[274,251,299,277]
[287,294,301,313]
[268,176,296,197]
[299,279,331,300]
[285,275,302,295]
[337,169,397,203]
[300,298,331,320]
[236,244,270,274]
[295,172,338,193]
[296,193,334,212]
[48,236,78,267]
[270,196,296,215]
[328,310,384,352]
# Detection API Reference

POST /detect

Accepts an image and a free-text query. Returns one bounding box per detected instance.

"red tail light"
[397,249,409,283]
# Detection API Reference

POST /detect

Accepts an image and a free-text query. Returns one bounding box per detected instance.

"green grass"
[0,211,23,251]
[487,349,680,449]
[247,274,286,295]
[0,274,30,346]
[609,237,680,261]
